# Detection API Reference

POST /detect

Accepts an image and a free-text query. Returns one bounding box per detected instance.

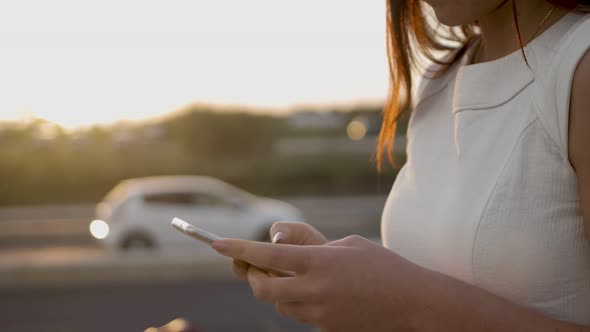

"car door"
[140,191,210,246]
[188,191,261,239]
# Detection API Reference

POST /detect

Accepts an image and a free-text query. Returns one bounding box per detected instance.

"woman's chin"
[433,12,470,27]
[426,3,475,27]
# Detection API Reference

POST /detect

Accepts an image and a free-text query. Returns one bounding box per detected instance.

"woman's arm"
[410,266,589,332]
[568,49,590,240]
[212,235,590,332]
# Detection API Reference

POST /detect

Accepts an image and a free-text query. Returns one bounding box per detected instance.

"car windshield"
[103,179,258,207]
[102,181,132,205]
[218,183,258,205]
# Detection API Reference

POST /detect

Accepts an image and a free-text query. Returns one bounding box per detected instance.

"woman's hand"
[213,235,428,331]
[231,222,327,280]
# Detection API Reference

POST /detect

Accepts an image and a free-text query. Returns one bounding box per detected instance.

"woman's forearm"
[410,268,589,332]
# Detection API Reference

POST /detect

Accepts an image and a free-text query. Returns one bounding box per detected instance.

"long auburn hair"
[377,0,590,171]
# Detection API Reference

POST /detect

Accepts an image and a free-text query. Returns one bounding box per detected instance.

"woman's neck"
[475,0,570,63]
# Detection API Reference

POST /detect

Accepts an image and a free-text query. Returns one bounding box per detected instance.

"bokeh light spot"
[346,120,367,141]
[90,219,109,239]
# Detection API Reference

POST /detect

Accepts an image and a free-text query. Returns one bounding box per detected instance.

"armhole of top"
[546,14,590,156]
[556,17,590,155]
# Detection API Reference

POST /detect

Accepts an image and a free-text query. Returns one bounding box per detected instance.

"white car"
[89,175,304,250]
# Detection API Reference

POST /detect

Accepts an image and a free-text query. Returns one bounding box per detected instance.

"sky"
[0,0,389,128]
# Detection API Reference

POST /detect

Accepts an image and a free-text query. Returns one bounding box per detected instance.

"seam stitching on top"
[470,116,539,284]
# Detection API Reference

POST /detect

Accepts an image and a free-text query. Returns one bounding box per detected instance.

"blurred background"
[0,1,408,331]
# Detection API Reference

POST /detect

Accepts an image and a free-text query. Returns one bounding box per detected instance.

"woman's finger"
[234,258,295,280]
[232,259,249,280]
[211,239,313,273]
[247,266,307,303]
[326,235,369,247]
[275,301,319,324]
[270,222,327,245]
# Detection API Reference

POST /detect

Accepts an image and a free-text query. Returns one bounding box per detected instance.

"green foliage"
[166,107,286,158]
[0,103,404,205]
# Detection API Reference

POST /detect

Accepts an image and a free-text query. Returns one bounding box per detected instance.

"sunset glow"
[0,0,388,128]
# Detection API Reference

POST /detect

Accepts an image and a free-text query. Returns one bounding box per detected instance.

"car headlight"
[90,219,109,239]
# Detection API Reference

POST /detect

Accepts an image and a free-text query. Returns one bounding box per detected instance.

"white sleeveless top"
[382,11,590,324]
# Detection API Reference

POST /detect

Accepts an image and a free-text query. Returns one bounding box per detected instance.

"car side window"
[143,192,195,205]
[142,192,233,208]
[192,193,231,208]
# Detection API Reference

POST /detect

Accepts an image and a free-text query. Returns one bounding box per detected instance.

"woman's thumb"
[269,221,327,245]
[272,231,286,243]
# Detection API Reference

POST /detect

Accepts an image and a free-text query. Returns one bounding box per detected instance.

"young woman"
[211,0,590,330]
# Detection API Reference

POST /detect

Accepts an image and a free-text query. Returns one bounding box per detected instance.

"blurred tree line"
[0,104,407,206]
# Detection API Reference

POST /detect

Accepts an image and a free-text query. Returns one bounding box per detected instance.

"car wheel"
[120,233,156,251]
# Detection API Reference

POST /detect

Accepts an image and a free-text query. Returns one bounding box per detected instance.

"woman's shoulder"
[552,11,590,72]
[553,10,590,48]
[531,10,590,69]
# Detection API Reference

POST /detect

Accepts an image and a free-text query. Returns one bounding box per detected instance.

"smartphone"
[171,217,292,277]
[171,217,222,244]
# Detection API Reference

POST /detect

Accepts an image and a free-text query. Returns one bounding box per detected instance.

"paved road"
[0,279,314,332]
[0,246,234,289]
[0,195,386,290]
